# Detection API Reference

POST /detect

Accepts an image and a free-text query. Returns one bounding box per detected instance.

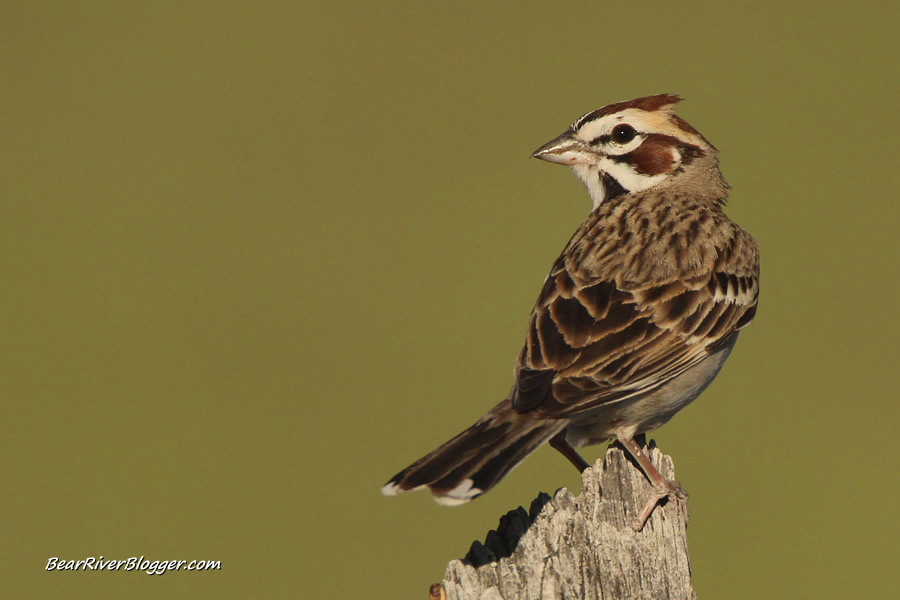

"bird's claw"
[631,479,687,532]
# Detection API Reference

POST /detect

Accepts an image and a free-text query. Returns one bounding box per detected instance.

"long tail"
[381,399,566,505]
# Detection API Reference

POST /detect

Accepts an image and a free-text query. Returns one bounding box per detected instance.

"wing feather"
[511,220,758,416]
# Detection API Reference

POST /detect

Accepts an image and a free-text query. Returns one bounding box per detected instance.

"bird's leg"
[618,435,687,532]
[549,430,591,472]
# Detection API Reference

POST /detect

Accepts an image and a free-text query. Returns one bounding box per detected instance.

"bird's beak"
[531,130,595,165]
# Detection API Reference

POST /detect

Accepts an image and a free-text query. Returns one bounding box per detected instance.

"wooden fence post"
[435,443,694,600]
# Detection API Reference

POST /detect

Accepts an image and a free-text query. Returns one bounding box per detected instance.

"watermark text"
[46,556,221,575]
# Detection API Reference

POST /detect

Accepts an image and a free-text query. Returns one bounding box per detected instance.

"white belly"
[564,332,739,447]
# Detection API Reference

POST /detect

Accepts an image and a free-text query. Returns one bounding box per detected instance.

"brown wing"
[511,232,759,417]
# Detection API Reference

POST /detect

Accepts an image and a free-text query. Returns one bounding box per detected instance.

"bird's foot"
[631,479,687,532]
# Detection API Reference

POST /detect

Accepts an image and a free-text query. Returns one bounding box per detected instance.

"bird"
[381,94,759,530]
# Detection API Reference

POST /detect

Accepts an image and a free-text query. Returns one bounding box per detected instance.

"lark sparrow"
[382,95,759,530]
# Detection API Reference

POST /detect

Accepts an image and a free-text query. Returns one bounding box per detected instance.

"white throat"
[571,164,607,209]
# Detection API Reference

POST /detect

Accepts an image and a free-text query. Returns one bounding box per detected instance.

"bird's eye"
[612,124,636,144]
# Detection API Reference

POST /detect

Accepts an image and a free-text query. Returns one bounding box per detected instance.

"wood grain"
[437,444,694,600]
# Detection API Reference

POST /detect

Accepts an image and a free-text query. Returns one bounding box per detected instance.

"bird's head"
[532,94,727,209]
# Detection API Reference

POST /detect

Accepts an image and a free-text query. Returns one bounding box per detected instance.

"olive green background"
[3,1,898,598]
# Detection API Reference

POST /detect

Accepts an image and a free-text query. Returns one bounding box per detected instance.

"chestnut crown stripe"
[572,93,683,130]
